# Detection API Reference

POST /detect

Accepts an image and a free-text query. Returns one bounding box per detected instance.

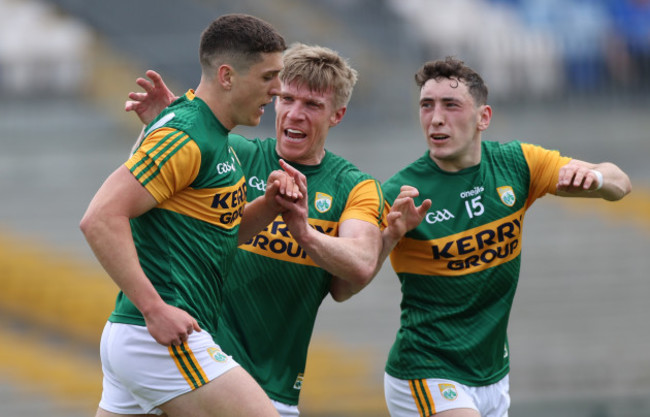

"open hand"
[125,70,177,125]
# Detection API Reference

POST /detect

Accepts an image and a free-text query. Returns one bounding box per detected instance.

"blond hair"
[280,43,358,109]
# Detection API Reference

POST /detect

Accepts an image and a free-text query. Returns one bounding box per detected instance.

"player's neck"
[195,83,235,130]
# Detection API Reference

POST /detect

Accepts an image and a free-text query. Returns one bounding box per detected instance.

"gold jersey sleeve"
[125,127,201,203]
[521,142,572,208]
[339,179,386,228]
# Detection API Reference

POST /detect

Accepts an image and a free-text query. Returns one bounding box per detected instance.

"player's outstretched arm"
[274,162,385,300]
[324,218,383,302]
[376,185,431,269]
[328,186,431,302]
[556,159,632,201]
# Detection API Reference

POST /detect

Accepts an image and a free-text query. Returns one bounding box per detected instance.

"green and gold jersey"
[217,134,385,405]
[383,140,571,386]
[109,90,246,337]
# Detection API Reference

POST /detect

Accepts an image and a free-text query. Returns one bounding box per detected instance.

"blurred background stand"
[1,1,648,416]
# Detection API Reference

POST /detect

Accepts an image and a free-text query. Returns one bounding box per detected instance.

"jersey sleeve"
[124,127,201,203]
[521,143,572,207]
[339,179,386,228]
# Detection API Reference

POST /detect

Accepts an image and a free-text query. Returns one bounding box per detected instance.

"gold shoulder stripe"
[130,129,191,186]
[141,132,192,186]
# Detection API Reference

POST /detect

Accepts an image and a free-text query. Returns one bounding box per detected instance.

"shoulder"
[482,139,524,155]
[228,135,277,169]
[383,152,430,192]
[322,151,376,185]
[156,92,229,149]
[481,140,531,169]
[228,133,255,152]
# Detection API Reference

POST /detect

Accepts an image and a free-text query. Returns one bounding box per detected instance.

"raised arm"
[275,160,383,302]
[556,159,632,201]
[325,218,383,302]
[377,185,432,270]
[330,186,431,301]
[79,166,201,346]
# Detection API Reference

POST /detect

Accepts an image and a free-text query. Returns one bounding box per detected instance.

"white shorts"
[272,399,300,417]
[384,373,510,417]
[98,321,239,415]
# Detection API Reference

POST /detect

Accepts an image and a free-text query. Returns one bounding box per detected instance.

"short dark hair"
[199,14,286,73]
[415,57,488,105]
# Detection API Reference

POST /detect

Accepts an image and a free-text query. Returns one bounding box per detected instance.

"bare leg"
[95,407,157,417]
[434,408,481,417]
[160,366,279,417]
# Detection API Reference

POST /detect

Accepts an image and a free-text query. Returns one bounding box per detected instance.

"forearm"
[374,227,401,276]
[327,225,384,302]
[298,223,381,286]
[81,215,163,315]
[238,196,278,245]
[556,159,632,201]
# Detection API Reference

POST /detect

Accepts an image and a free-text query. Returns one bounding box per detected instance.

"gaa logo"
[216,157,237,175]
[248,175,266,192]
[425,209,455,224]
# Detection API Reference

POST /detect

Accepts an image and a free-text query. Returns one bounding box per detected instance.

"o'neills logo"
[460,186,484,199]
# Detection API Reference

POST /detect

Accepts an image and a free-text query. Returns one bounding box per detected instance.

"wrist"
[290,222,313,246]
[137,295,166,318]
[383,227,404,248]
[590,169,603,190]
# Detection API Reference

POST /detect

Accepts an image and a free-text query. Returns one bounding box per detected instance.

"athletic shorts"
[384,372,510,417]
[98,321,239,415]
[272,399,300,417]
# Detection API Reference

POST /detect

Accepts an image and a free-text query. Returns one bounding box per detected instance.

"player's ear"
[217,65,234,90]
[477,104,492,131]
[329,106,346,127]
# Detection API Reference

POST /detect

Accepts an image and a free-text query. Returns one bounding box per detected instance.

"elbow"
[348,263,376,288]
[79,212,93,238]
[330,290,354,303]
[79,210,103,242]
[330,282,363,302]
[328,257,381,302]
[329,270,374,303]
